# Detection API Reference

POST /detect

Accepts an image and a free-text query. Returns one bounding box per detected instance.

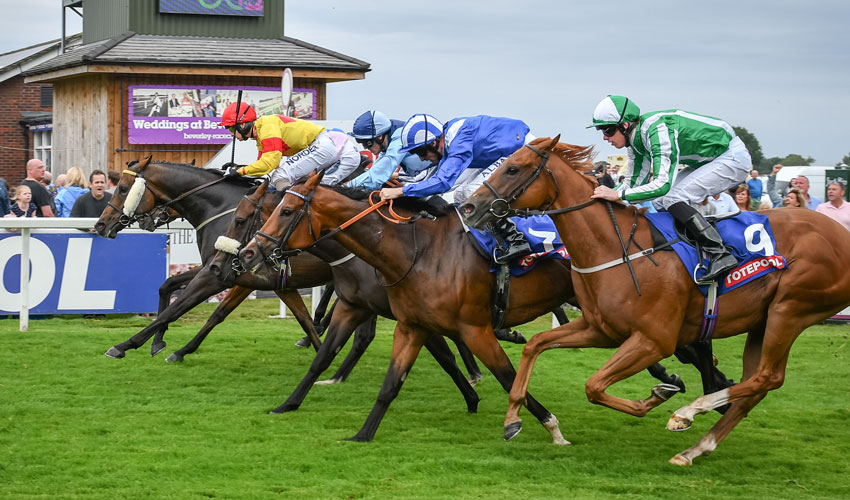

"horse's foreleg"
[319,314,377,384]
[584,331,682,417]
[156,268,200,315]
[670,330,766,465]
[673,340,735,403]
[312,284,335,326]
[346,323,427,442]
[451,339,482,386]
[500,316,617,440]
[277,289,321,351]
[165,285,254,362]
[271,301,371,413]
[423,336,480,413]
[105,270,225,358]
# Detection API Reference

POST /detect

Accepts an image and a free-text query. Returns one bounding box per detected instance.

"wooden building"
[22,0,369,176]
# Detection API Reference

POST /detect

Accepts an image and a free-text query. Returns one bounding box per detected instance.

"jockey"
[588,95,752,283]
[346,110,435,190]
[219,103,358,189]
[380,113,534,264]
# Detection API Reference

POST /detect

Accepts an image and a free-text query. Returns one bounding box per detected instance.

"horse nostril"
[243,249,254,260]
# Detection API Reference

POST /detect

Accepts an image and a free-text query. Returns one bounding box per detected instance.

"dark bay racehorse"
[460,136,850,465]
[236,174,585,444]
[207,180,481,411]
[95,157,327,357]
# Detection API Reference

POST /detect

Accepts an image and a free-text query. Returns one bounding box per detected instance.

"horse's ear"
[255,179,269,197]
[305,169,324,190]
[545,135,561,151]
[190,159,196,166]
[138,155,152,170]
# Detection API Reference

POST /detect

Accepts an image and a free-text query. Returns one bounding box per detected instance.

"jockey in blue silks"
[380,113,535,264]
[346,110,435,191]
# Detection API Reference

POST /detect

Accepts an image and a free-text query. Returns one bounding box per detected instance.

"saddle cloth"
[645,211,787,295]
[459,211,569,276]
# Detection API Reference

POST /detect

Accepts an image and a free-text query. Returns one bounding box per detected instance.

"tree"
[836,152,850,167]
[778,153,815,166]
[732,126,765,172]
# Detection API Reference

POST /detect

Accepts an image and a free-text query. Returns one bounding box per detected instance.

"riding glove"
[224,166,242,177]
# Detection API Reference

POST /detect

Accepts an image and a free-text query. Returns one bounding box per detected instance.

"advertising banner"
[160,0,264,16]
[128,85,317,144]
[0,233,167,315]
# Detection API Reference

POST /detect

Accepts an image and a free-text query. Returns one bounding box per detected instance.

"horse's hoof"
[269,403,298,414]
[666,413,692,432]
[669,374,686,394]
[314,378,342,386]
[104,346,125,359]
[150,342,166,357]
[669,454,693,466]
[504,421,523,441]
[652,383,683,401]
[294,336,311,348]
[165,353,183,363]
[344,435,371,443]
[467,375,482,387]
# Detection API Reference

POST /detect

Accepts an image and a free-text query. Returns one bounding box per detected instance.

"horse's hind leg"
[271,301,371,414]
[673,340,736,411]
[346,323,428,442]
[669,330,766,465]
[647,363,686,394]
[278,289,321,351]
[105,270,226,359]
[148,268,201,354]
[452,339,483,386]
[165,285,254,362]
[423,336,480,413]
[296,285,336,347]
[317,314,377,385]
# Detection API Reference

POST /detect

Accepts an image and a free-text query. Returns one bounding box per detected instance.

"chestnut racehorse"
[460,136,850,465]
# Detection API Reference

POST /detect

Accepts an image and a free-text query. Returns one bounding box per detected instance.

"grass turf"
[1,299,848,499]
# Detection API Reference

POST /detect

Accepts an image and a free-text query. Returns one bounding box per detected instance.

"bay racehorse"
[206,180,485,410]
[459,136,850,465]
[236,173,584,444]
[95,157,327,357]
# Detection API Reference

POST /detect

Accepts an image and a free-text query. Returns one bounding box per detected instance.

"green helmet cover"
[587,95,641,128]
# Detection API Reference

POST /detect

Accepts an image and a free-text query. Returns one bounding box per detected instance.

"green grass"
[1,299,848,499]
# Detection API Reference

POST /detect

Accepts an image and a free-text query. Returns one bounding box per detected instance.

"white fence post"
[19,228,30,332]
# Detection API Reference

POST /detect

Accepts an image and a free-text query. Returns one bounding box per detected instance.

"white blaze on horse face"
[214,236,241,255]
[123,177,147,217]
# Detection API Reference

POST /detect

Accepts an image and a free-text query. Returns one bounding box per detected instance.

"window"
[32,129,52,171]
[40,86,53,108]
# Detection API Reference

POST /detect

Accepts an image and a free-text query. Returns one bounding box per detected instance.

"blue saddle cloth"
[467,214,569,276]
[645,211,787,295]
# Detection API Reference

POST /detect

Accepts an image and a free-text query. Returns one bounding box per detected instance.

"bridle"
[480,144,597,219]
[250,187,431,286]
[228,189,268,274]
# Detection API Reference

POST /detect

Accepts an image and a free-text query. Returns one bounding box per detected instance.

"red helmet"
[220,102,257,127]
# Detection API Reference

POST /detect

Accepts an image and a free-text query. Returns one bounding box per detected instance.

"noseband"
[229,191,267,274]
[252,188,316,269]
[481,145,559,218]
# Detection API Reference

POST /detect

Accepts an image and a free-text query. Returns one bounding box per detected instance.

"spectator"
[54,173,67,197]
[816,181,850,231]
[70,170,112,219]
[781,188,807,208]
[709,190,737,214]
[594,161,616,188]
[106,170,120,194]
[734,185,752,211]
[21,159,55,217]
[55,167,89,217]
[5,185,38,218]
[0,178,10,216]
[792,175,822,209]
[745,169,763,209]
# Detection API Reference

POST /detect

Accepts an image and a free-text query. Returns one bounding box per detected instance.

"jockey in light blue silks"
[346,110,435,190]
[379,113,535,264]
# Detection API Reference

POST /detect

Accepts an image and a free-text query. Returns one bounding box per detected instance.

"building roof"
[23,32,370,77]
[0,34,82,83]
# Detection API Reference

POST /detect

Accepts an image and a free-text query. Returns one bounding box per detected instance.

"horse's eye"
[506,166,520,175]
[280,208,293,217]
[118,186,128,194]
[235,218,246,226]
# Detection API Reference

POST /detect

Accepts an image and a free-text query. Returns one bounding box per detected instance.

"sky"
[4,1,849,165]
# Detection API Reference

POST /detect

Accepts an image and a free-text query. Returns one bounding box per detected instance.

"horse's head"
[95,156,158,237]
[209,179,273,279]
[238,171,326,273]
[459,136,595,229]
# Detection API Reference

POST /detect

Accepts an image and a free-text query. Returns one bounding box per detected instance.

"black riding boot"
[492,217,532,264]
[667,202,737,283]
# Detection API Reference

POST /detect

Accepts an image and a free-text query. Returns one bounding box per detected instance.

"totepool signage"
[0,233,167,315]
[160,0,264,16]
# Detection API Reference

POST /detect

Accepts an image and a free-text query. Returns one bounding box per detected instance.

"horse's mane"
[127,159,261,188]
[528,138,598,190]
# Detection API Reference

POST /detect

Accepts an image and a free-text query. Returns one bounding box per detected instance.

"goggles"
[597,124,619,137]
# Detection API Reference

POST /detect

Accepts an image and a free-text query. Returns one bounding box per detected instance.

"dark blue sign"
[0,233,167,314]
[159,0,264,17]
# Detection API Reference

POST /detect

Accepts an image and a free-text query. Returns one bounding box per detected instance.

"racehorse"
[207,180,482,411]
[235,174,586,444]
[95,157,327,357]
[459,136,850,465]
